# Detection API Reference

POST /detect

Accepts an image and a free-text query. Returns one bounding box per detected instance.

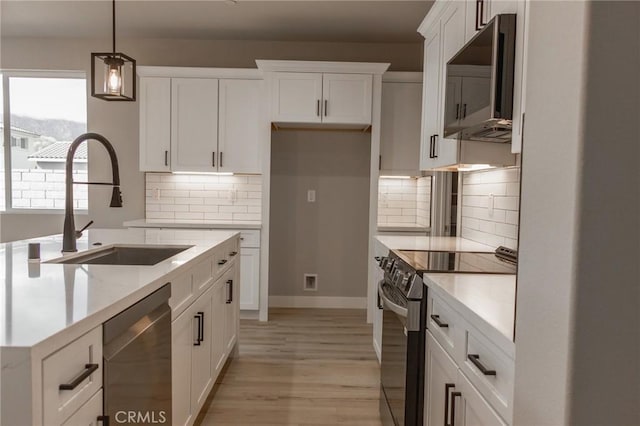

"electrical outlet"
[155,188,161,200]
[307,189,316,203]
[488,193,495,216]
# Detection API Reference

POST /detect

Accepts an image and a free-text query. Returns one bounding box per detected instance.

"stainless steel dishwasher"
[103,284,172,425]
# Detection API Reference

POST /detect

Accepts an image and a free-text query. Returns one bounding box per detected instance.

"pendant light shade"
[91,0,136,101]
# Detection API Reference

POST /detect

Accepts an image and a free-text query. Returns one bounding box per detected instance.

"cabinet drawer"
[461,326,515,423]
[170,272,193,318]
[193,257,214,292]
[214,238,239,276]
[239,230,260,248]
[42,327,103,425]
[61,389,103,426]
[427,293,464,361]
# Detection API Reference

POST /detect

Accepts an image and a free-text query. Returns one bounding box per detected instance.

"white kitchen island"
[1,228,241,426]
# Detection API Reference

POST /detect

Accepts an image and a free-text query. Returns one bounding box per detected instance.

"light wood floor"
[195,308,383,426]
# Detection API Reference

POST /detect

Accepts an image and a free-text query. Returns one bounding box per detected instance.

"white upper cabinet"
[271,72,323,123]
[418,0,526,170]
[380,75,422,176]
[139,77,171,172]
[218,79,263,174]
[171,78,219,172]
[138,68,265,173]
[420,1,466,170]
[465,0,518,43]
[322,73,373,125]
[269,71,373,126]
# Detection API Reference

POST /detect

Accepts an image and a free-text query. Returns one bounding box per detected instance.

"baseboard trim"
[269,296,367,309]
[240,310,260,320]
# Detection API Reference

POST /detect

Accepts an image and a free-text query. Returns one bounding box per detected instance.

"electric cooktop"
[391,246,517,275]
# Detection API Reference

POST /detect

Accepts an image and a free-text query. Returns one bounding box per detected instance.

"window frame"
[1,69,88,214]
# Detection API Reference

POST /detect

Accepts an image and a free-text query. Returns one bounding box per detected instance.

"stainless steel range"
[377,247,517,426]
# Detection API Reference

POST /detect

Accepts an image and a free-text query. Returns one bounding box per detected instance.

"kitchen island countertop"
[0,228,237,353]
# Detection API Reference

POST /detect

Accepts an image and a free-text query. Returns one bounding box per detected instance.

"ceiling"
[1,1,433,43]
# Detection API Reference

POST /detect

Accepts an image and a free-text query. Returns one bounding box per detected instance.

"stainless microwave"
[443,14,516,143]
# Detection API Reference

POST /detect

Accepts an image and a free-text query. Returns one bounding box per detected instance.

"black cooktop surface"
[392,250,517,275]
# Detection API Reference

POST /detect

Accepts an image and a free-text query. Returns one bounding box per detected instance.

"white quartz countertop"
[375,235,495,252]
[377,223,430,233]
[0,228,237,352]
[424,273,516,354]
[124,218,262,230]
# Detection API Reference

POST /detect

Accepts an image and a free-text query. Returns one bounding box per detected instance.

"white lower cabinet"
[239,247,260,310]
[190,286,214,415]
[424,333,458,426]
[456,371,507,426]
[61,390,104,426]
[42,327,103,426]
[171,238,241,426]
[425,292,514,426]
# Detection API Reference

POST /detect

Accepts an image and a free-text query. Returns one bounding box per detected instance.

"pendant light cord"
[112,0,116,53]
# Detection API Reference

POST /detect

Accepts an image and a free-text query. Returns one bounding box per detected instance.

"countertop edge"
[124,219,262,230]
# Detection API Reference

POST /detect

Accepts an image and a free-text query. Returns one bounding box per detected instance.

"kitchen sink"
[49,245,193,266]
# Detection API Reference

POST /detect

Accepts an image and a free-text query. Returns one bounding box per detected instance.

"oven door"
[379,281,408,426]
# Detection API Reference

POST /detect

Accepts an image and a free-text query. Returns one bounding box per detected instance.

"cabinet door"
[457,371,507,426]
[211,280,227,377]
[224,265,240,352]
[510,0,528,154]
[190,286,214,415]
[425,333,459,426]
[61,390,103,426]
[372,258,384,363]
[433,2,466,170]
[420,27,442,171]
[271,72,322,123]
[322,73,373,125]
[171,78,219,172]
[239,247,260,310]
[139,77,171,172]
[218,79,263,174]
[486,0,518,19]
[172,308,194,426]
[380,81,422,175]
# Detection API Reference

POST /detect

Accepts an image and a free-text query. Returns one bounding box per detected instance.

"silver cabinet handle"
[212,152,216,167]
[324,99,328,117]
[316,100,320,117]
[164,150,168,167]
[220,152,223,168]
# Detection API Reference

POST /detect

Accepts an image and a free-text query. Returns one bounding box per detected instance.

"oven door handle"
[378,281,408,318]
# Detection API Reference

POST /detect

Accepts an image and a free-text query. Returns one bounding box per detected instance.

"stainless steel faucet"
[62,132,122,252]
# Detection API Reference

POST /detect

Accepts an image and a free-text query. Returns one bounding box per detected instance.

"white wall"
[0,35,421,239]
[269,130,370,299]
[514,1,640,425]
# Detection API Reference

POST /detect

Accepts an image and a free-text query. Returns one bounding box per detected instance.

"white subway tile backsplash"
[145,173,263,221]
[378,176,431,227]
[460,167,520,249]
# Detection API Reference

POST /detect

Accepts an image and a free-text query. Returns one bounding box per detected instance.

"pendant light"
[91,0,136,101]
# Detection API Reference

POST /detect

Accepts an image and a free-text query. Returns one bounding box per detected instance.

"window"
[1,72,88,211]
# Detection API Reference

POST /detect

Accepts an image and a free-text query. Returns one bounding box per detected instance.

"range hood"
[443,14,516,143]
